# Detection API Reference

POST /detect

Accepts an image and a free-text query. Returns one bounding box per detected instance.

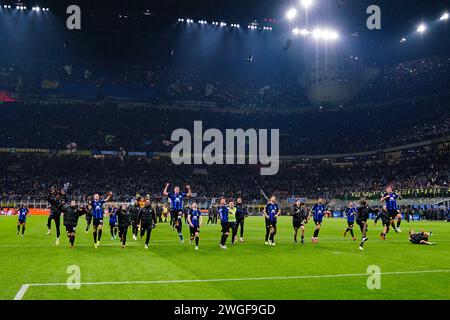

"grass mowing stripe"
[14,269,450,300]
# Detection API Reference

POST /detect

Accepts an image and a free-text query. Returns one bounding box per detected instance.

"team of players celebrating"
[15,185,435,250]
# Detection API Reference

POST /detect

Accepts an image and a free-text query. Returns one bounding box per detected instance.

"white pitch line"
[14,269,450,300]
[14,284,29,300]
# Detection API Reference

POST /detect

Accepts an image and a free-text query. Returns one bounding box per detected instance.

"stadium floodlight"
[323,29,339,40]
[440,12,449,21]
[293,28,300,35]
[312,28,323,39]
[299,28,310,36]
[311,28,338,40]
[417,23,426,33]
[220,22,226,27]
[400,37,407,43]
[301,0,313,9]
[286,8,297,20]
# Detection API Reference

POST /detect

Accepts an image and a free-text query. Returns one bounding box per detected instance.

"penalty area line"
[13,269,450,300]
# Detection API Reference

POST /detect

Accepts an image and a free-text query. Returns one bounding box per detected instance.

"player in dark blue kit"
[218,199,229,249]
[263,196,281,246]
[187,202,203,250]
[343,202,357,241]
[90,192,112,248]
[162,183,192,243]
[108,206,118,240]
[380,186,402,233]
[16,206,29,236]
[309,198,331,244]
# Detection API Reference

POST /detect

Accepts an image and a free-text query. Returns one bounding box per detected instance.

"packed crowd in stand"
[352,56,450,104]
[1,146,449,203]
[1,55,450,207]
[1,94,450,155]
[1,55,450,106]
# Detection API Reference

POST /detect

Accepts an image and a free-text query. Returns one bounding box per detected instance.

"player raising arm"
[162,183,192,243]
[90,192,112,248]
[47,187,68,245]
[380,187,402,233]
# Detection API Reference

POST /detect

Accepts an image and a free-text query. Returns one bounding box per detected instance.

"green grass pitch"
[1,215,449,300]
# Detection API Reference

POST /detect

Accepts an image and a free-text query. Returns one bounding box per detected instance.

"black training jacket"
[128,205,140,221]
[356,206,378,221]
[138,206,156,225]
[62,205,86,226]
[117,207,131,227]
[235,204,247,221]
[47,193,67,216]
[292,204,309,221]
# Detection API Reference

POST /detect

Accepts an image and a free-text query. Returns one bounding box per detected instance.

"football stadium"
[1,0,450,306]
